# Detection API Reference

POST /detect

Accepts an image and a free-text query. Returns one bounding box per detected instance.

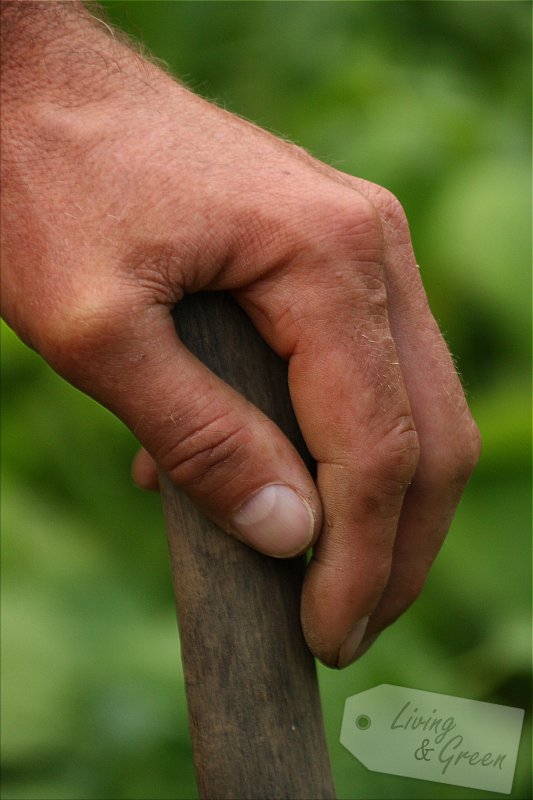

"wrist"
[0,1,187,194]
[1,1,173,113]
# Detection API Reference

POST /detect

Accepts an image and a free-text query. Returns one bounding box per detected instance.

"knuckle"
[300,190,383,260]
[422,416,482,495]
[162,415,252,497]
[369,415,420,488]
[332,197,383,256]
[356,418,419,520]
[367,185,408,229]
[293,192,388,314]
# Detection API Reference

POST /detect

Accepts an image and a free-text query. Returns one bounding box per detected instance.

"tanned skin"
[1,1,480,667]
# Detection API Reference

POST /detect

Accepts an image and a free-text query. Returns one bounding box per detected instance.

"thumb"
[100,304,321,558]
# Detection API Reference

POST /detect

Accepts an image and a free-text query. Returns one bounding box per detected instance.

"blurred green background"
[1,2,531,798]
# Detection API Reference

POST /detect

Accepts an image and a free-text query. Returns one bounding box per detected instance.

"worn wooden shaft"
[159,292,335,800]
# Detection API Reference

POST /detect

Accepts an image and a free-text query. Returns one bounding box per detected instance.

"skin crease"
[1,2,481,668]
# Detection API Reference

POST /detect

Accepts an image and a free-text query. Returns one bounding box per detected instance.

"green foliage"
[1,2,531,798]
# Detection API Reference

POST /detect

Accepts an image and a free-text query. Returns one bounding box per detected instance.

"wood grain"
[159,292,335,800]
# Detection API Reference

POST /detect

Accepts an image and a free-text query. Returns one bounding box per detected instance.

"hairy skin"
[0,1,480,667]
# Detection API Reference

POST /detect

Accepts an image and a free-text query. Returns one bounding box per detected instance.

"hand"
[1,2,480,667]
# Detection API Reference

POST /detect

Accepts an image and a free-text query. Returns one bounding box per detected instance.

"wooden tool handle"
[159,292,335,800]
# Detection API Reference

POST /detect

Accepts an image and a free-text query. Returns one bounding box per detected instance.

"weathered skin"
[0,1,480,668]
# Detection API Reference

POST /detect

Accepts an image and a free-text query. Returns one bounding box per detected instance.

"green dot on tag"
[355,714,371,730]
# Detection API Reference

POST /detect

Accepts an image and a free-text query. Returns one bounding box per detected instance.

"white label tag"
[340,684,524,794]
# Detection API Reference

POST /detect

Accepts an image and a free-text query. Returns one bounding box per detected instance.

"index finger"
[292,288,419,666]
[238,193,419,666]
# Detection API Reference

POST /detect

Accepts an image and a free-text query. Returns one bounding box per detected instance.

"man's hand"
[1,2,480,667]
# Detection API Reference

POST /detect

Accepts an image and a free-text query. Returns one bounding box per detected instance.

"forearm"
[1,0,175,111]
[0,3,140,342]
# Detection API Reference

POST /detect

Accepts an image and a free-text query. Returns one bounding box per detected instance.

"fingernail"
[232,484,315,557]
[337,616,369,669]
